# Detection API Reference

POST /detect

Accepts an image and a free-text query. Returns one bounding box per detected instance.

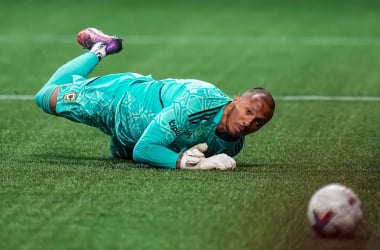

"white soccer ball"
[307,184,363,237]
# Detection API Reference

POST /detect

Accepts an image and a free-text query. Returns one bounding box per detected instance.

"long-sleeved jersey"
[44,53,245,169]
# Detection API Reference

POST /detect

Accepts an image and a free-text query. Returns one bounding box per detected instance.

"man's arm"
[132,106,237,170]
[132,105,185,168]
[132,89,235,169]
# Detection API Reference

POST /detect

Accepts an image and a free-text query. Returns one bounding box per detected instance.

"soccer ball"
[307,184,363,237]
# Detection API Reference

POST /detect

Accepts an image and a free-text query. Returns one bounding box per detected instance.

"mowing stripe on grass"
[1,35,380,46]
[1,94,380,102]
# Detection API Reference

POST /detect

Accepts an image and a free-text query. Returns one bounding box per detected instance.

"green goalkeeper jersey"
[56,71,244,169]
[115,77,245,168]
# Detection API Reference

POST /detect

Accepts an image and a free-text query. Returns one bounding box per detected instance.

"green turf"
[1,0,379,249]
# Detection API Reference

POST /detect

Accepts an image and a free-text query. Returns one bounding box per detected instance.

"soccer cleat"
[76,28,123,57]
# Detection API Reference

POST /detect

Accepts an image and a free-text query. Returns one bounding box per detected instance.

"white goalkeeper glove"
[180,143,208,169]
[180,144,236,170]
[196,153,236,170]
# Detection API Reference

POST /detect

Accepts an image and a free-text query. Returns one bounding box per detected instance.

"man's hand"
[180,143,236,170]
[196,154,236,170]
[180,143,208,169]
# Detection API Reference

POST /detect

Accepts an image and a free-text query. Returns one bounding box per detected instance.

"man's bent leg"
[34,85,57,114]
[45,52,99,85]
[35,52,99,114]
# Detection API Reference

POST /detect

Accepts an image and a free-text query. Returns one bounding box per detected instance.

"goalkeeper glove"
[195,153,236,170]
[180,143,208,169]
[180,149,236,170]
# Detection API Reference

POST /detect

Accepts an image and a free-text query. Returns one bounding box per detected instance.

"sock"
[90,42,107,60]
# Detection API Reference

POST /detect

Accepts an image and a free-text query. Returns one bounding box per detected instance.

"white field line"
[0,95,34,100]
[276,96,380,102]
[1,35,380,46]
[1,94,380,102]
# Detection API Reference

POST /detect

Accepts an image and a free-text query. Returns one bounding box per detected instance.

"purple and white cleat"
[77,28,123,57]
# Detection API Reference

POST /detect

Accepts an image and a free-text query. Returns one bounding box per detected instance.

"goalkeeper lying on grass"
[35,28,275,170]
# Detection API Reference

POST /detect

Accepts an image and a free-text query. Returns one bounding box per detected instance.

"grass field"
[1,0,379,249]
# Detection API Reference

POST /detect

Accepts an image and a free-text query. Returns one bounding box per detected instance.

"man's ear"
[232,94,241,103]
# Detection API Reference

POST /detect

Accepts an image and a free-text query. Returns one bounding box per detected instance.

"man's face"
[224,93,274,137]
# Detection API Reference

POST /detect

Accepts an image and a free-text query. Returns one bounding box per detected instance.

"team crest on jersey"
[64,92,77,102]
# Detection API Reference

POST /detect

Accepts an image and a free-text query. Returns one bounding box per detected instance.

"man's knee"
[34,85,57,114]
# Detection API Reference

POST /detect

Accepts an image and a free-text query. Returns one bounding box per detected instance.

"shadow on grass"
[24,153,280,172]
[26,153,151,170]
[301,223,374,250]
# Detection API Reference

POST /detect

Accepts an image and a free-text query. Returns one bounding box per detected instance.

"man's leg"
[35,52,99,114]
[35,28,123,115]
